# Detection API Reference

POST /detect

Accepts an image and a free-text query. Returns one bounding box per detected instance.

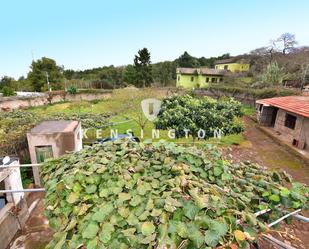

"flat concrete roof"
[29,120,79,134]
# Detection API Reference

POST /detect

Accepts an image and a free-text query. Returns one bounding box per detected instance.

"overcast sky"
[1,0,309,78]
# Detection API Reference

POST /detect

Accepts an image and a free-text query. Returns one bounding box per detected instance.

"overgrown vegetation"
[0,111,111,155]
[41,140,308,249]
[155,95,244,141]
[206,84,298,99]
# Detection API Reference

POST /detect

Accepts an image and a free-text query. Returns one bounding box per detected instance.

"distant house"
[215,58,250,73]
[176,67,225,88]
[256,96,309,151]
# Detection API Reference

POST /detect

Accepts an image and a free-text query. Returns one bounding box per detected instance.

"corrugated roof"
[256,96,309,118]
[30,120,79,134]
[177,67,224,76]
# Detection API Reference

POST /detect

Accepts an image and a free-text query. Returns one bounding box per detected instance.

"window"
[177,76,180,81]
[35,145,53,163]
[259,104,263,112]
[224,65,228,70]
[284,113,297,129]
[211,78,216,83]
[206,77,209,82]
[219,78,223,82]
[191,76,194,82]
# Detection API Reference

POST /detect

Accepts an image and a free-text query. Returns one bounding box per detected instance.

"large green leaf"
[82,222,99,239]
[141,221,156,236]
[204,229,220,247]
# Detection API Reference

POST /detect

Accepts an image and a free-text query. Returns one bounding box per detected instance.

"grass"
[26,87,253,148]
[241,104,256,116]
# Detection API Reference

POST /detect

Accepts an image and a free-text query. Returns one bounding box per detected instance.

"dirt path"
[226,116,309,185]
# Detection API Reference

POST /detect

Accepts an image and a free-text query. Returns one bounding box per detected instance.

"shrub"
[154,95,244,141]
[2,86,15,96]
[67,85,77,94]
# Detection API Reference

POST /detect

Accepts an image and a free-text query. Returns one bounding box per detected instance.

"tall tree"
[175,51,200,68]
[134,48,153,87]
[0,76,14,90]
[152,61,176,86]
[27,57,64,92]
[122,65,138,85]
[276,33,297,54]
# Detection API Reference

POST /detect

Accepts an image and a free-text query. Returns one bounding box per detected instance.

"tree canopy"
[133,48,153,87]
[27,57,64,92]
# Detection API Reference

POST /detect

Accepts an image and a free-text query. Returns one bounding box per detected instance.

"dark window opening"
[191,76,194,82]
[35,145,53,163]
[285,113,297,130]
[220,78,223,82]
[206,77,209,82]
[224,65,228,70]
[259,104,263,112]
[177,76,180,81]
[211,78,216,83]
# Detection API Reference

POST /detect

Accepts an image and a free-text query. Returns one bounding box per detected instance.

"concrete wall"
[273,109,307,149]
[301,118,309,151]
[256,105,276,126]
[176,74,222,88]
[27,122,82,185]
[0,91,112,112]
[0,201,29,249]
[215,63,250,72]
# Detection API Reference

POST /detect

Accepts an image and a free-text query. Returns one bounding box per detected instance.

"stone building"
[256,96,309,152]
[27,120,82,185]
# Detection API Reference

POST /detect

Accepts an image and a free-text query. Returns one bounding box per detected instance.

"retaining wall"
[0,91,112,112]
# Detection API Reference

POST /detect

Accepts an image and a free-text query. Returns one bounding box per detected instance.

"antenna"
[45,72,51,92]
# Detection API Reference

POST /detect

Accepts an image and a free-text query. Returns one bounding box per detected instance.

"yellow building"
[215,58,250,72]
[176,68,224,88]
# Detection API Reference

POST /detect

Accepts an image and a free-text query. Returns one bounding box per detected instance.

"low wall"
[194,89,256,106]
[0,200,29,249]
[0,91,112,112]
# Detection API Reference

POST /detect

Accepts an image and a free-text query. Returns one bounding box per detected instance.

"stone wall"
[0,91,112,112]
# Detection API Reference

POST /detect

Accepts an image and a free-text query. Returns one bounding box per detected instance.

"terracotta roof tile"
[256,96,309,118]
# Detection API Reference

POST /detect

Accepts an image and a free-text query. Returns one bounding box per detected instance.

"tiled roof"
[256,96,309,118]
[177,67,224,76]
[214,58,237,64]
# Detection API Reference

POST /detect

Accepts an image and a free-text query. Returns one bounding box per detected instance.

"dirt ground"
[223,117,309,249]
[224,116,309,185]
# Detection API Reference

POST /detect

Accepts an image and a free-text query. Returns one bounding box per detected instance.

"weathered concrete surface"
[0,200,29,249]
[8,193,53,249]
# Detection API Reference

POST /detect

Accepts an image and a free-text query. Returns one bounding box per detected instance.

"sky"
[1,0,309,78]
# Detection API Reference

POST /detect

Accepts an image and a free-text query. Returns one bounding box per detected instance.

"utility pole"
[45,72,51,92]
